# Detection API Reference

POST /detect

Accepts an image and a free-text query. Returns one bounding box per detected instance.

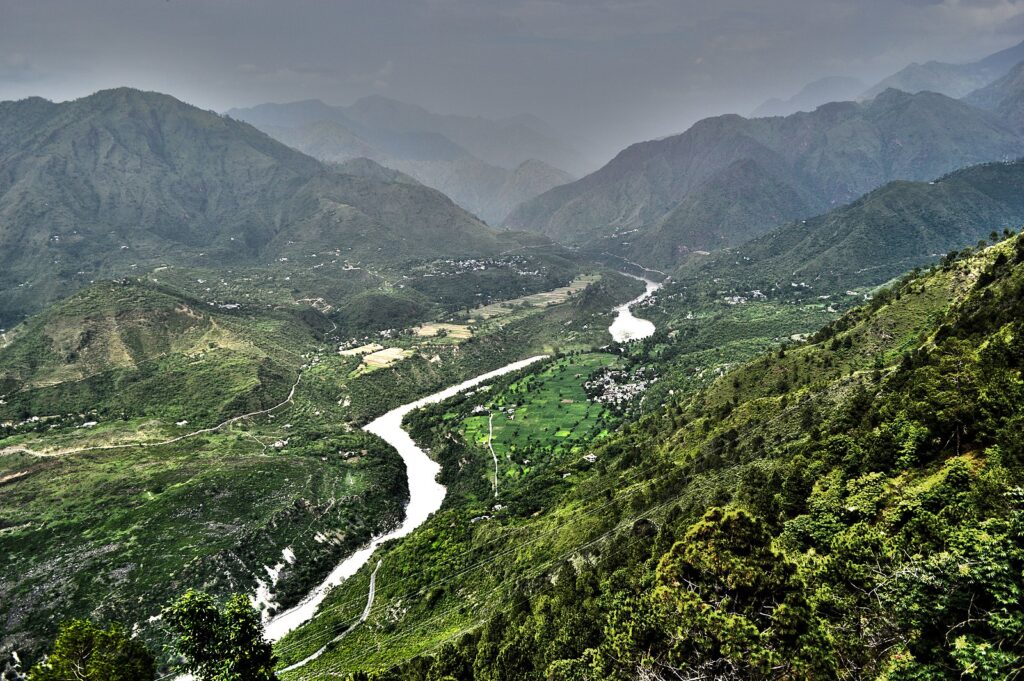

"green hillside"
[0,266,643,666]
[285,234,1024,680]
[674,160,1024,293]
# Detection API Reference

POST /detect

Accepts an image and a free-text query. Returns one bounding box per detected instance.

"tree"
[163,591,278,681]
[597,508,833,680]
[28,619,155,681]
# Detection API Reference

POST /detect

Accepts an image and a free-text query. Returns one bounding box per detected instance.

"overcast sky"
[2,0,1023,161]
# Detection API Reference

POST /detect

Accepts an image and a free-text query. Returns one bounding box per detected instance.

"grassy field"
[412,323,473,341]
[357,347,415,374]
[458,353,621,484]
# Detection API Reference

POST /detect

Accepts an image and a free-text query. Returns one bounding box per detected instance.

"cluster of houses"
[415,256,542,278]
[584,367,655,411]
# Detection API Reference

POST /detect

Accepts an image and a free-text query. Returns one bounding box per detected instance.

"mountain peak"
[965,60,1024,132]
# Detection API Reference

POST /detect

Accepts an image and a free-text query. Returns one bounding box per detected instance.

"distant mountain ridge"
[752,75,866,118]
[506,89,1024,268]
[862,39,1024,99]
[227,97,581,224]
[0,88,536,326]
[676,160,1024,293]
[229,96,589,174]
[966,61,1024,133]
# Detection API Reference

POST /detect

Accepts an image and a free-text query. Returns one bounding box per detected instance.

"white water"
[263,355,548,642]
[608,275,662,343]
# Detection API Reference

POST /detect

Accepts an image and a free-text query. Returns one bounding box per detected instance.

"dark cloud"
[1,0,1021,162]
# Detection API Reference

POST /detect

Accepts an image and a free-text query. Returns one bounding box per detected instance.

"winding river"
[262,273,662,659]
[609,274,662,343]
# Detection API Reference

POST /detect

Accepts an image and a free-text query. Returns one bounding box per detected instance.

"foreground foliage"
[27,620,154,681]
[163,591,279,681]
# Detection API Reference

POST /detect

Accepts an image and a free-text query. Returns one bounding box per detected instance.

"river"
[608,274,662,343]
[263,355,550,642]
[260,274,663,660]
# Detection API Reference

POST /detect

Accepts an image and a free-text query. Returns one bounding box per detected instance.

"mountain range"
[0,89,544,327]
[751,75,866,118]
[676,160,1024,293]
[966,61,1024,133]
[227,97,585,224]
[861,38,1024,99]
[506,88,1024,269]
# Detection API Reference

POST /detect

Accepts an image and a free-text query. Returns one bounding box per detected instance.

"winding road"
[488,412,499,497]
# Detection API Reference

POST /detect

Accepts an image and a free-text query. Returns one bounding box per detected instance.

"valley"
[3,12,1024,680]
[0,260,645,670]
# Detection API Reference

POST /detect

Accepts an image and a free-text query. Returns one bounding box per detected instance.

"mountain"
[676,160,1024,293]
[0,279,318,421]
[0,88,534,327]
[230,96,590,175]
[228,98,579,224]
[265,117,574,224]
[751,75,866,118]
[506,89,1024,268]
[862,38,1024,99]
[966,61,1024,133]
[0,277,413,664]
[491,160,576,226]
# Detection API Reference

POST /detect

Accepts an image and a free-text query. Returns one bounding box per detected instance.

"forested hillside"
[305,234,1024,680]
[672,160,1024,291]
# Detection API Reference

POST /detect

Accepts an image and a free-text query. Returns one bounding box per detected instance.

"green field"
[459,353,621,484]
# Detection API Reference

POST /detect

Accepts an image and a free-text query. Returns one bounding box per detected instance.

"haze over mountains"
[861,38,1024,100]
[751,76,866,118]
[227,97,586,225]
[507,88,1024,269]
[0,88,548,327]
